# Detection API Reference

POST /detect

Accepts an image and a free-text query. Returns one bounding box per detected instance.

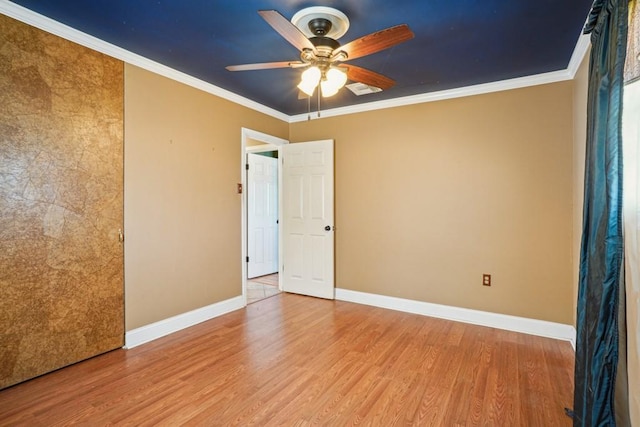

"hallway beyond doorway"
[247,273,280,304]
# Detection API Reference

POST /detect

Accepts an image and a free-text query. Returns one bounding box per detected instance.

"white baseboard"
[125,296,245,349]
[124,290,577,350]
[335,288,576,349]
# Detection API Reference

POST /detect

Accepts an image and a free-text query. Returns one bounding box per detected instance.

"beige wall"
[247,137,266,147]
[124,61,582,329]
[572,48,590,326]
[291,82,575,324]
[124,65,287,330]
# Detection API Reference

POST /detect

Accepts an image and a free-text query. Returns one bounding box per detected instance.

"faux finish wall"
[0,15,124,388]
[290,82,575,324]
[124,65,287,330]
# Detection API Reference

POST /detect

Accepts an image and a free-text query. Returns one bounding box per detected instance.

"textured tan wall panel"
[0,14,124,389]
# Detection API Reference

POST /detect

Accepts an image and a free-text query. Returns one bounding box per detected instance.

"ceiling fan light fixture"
[320,68,347,97]
[298,66,321,96]
[227,9,413,105]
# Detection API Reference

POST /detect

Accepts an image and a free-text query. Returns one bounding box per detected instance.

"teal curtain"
[574,0,629,425]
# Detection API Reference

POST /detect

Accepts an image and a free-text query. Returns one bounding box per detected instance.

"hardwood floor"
[0,293,574,426]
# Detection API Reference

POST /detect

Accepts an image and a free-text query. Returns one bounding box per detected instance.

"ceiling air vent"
[346,82,383,96]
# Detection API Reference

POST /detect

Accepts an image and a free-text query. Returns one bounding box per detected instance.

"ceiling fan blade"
[258,10,315,52]
[338,24,414,61]
[345,65,395,90]
[226,61,305,71]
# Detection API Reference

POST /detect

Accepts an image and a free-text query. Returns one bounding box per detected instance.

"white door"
[247,152,278,278]
[282,140,334,299]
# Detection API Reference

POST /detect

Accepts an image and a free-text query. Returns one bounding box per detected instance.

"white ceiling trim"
[567,34,591,78]
[1,0,591,124]
[0,1,289,122]
[290,32,592,122]
[289,69,573,122]
[289,35,591,123]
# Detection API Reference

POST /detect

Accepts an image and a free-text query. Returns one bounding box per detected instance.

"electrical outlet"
[483,274,491,286]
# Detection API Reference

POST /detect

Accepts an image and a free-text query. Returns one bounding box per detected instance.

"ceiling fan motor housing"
[310,36,340,51]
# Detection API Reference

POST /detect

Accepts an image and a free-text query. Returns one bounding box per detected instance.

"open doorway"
[246,147,279,304]
[240,128,288,305]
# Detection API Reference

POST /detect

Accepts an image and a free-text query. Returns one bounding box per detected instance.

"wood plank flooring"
[0,293,575,426]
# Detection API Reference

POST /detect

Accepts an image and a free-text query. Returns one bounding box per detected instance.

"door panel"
[247,153,278,278]
[282,140,334,299]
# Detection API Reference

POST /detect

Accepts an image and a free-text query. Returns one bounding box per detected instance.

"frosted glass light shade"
[321,68,347,97]
[298,66,321,96]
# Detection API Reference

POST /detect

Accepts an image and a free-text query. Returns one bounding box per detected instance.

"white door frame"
[240,128,288,305]
[246,152,278,278]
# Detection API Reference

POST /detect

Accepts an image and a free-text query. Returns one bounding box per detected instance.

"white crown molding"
[1,0,589,128]
[0,1,289,122]
[124,296,244,348]
[289,69,573,122]
[336,288,576,349]
[567,34,591,78]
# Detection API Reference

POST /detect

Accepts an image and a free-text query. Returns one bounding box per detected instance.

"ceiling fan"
[226,6,414,98]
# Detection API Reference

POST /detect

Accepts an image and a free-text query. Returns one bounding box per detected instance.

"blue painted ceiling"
[9,0,593,116]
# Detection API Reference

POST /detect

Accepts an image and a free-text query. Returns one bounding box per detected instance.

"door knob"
[325,226,331,231]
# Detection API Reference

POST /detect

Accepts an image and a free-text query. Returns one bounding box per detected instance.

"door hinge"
[246,256,249,262]
[245,163,249,170]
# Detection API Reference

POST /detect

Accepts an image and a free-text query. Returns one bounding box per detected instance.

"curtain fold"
[574,0,629,425]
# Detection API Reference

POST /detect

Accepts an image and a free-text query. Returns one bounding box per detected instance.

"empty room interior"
[1,0,638,425]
